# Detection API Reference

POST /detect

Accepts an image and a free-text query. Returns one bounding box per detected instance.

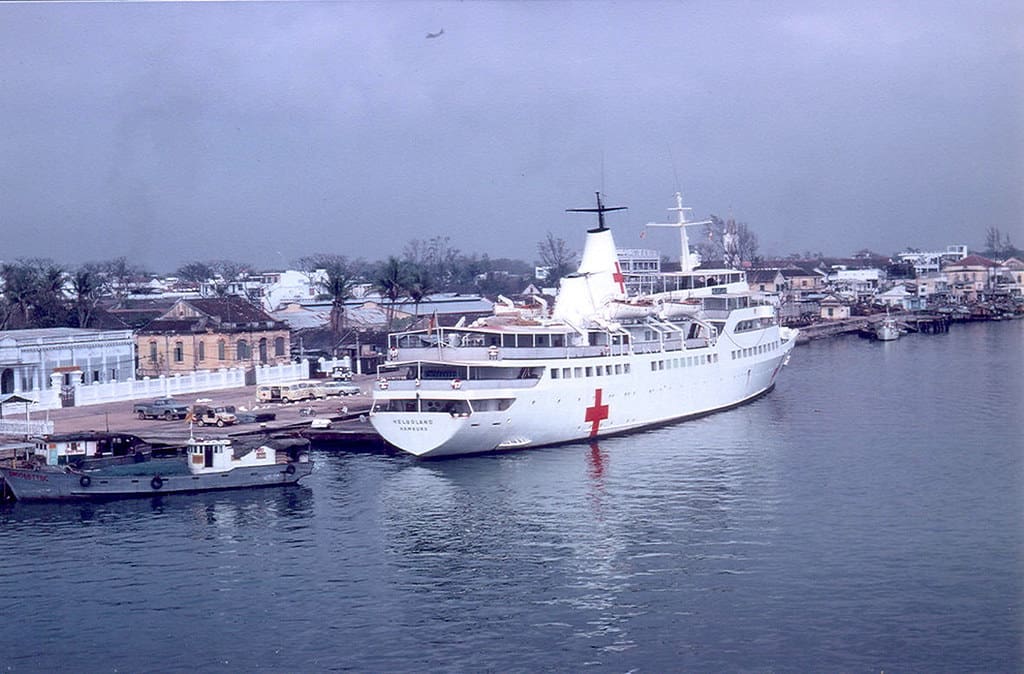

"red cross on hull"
[584,388,610,437]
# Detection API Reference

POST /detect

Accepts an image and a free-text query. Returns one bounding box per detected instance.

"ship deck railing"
[379,378,541,392]
[386,339,712,365]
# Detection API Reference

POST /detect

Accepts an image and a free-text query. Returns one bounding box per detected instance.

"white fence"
[74,367,249,407]
[0,419,54,436]
[4,358,353,415]
[71,360,316,408]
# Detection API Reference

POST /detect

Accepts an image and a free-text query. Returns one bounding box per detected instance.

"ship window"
[650,362,657,372]
[594,366,602,376]
[535,334,550,347]
[624,364,631,374]
[585,367,593,377]
[614,364,621,374]
[502,334,516,348]
[470,399,514,412]
[562,368,571,378]
[552,334,565,347]
[574,367,582,378]
[551,369,560,379]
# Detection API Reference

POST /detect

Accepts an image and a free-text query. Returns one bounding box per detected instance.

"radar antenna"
[567,192,627,232]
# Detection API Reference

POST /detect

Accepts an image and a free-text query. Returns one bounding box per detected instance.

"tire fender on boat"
[79,475,91,488]
[151,475,164,490]
[285,463,296,475]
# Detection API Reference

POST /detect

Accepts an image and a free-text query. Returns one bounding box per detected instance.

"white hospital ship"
[370,192,798,457]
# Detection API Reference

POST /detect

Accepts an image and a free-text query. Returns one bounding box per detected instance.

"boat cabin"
[33,432,148,467]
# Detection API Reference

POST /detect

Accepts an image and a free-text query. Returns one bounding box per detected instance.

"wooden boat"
[0,435,312,501]
[26,431,153,470]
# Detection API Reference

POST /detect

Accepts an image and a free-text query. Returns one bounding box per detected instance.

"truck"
[191,405,237,427]
[132,398,190,421]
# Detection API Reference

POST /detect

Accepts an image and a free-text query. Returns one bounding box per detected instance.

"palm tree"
[405,267,434,318]
[320,261,355,340]
[70,263,106,328]
[375,257,407,331]
[0,262,37,327]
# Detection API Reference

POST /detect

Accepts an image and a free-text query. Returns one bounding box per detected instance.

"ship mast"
[644,192,711,274]
[566,192,627,232]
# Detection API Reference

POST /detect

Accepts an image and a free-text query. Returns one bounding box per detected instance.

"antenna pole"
[566,192,627,232]
[644,192,712,273]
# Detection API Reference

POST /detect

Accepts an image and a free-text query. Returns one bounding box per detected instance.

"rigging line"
[668,146,681,195]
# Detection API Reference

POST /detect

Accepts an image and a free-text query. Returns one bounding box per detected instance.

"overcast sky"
[1,1,1021,272]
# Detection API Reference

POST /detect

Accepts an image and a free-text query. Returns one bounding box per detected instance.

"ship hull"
[0,461,313,501]
[371,336,795,458]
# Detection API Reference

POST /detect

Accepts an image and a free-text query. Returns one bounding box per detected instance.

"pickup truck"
[133,398,190,421]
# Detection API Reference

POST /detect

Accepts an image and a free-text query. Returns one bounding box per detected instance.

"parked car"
[330,366,353,381]
[320,380,361,397]
[133,398,190,421]
[191,405,237,427]
[256,382,315,403]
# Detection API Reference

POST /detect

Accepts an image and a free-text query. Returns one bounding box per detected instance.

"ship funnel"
[553,227,627,323]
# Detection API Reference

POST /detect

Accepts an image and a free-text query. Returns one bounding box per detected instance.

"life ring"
[285,463,296,475]
[79,474,92,488]
[151,475,164,490]
[378,378,389,390]
[451,378,462,390]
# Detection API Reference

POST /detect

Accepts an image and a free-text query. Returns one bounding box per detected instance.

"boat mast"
[566,192,627,232]
[644,192,711,273]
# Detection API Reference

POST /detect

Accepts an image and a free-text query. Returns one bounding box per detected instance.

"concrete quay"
[1,375,383,452]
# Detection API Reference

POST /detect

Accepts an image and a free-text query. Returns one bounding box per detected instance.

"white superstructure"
[370,193,798,457]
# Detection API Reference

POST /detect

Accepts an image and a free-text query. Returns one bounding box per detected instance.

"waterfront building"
[780,266,825,293]
[897,245,968,275]
[818,294,851,320]
[0,328,135,398]
[747,269,786,294]
[135,297,290,377]
[943,254,1001,302]
[877,284,927,311]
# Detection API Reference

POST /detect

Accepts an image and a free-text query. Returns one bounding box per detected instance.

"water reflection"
[0,485,314,530]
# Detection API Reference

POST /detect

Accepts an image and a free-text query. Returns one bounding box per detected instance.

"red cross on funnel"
[584,388,609,437]
[612,261,626,294]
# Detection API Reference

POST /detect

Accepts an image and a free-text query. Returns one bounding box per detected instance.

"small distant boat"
[0,435,313,502]
[875,313,901,341]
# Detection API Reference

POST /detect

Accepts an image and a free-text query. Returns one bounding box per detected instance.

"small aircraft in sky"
[426,28,444,39]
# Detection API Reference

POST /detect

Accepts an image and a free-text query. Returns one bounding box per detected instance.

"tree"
[405,266,434,317]
[103,257,148,297]
[0,261,38,328]
[695,216,759,268]
[294,254,362,339]
[374,256,407,331]
[536,232,577,282]
[984,227,1019,258]
[0,258,69,328]
[176,261,214,285]
[69,263,108,328]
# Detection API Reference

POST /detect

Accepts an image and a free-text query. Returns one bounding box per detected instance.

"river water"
[2,320,1021,672]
